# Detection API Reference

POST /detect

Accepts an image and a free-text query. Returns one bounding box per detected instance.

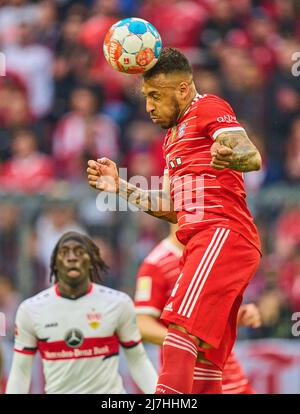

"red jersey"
[135,238,254,394]
[163,94,261,253]
[135,239,181,321]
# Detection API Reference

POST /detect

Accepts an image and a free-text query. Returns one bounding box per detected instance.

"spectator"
[93,236,120,288]
[0,275,21,342]
[246,8,279,77]
[198,0,240,50]
[4,22,54,117]
[79,0,127,101]
[193,70,223,96]
[219,46,265,130]
[0,82,51,156]
[279,245,300,313]
[35,0,60,50]
[275,205,300,259]
[0,202,20,282]
[52,86,119,181]
[0,0,39,46]
[0,129,55,193]
[56,10,86,56]
[124,120,164,178]
[1,89,33,129]
[285,116,300,181]
[79,0,120,52]
[265,38,300,179]
[32,201,86,286]
[141,0,207,51]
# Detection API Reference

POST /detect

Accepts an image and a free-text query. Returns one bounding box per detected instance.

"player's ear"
[178,81,190,98]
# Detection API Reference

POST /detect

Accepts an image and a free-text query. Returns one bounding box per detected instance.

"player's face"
[142,75,182,129]
[55,239,92,285]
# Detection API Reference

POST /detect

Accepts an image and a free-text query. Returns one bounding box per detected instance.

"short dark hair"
[50,231,109,284]
[143,48,192,80]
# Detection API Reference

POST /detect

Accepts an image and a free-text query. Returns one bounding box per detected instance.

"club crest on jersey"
[178,123,186,138]
[86,310,101,329]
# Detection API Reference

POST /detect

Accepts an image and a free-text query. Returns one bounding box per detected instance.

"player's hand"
[87,158,119,192]
[210,142,233,170]
[237,303,262,328]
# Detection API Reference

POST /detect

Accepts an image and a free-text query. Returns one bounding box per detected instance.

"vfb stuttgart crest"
[86,310,101,329]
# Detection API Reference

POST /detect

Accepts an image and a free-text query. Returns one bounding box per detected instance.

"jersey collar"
[54,283,93,300]
[180,92,201,121]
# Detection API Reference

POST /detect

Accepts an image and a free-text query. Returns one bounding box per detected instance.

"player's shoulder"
[19,286,56,313]
[193,94,232,110]
[92,284,132,305]
[142,239,172,265]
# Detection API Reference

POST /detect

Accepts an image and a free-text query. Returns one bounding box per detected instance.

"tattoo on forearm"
[118,179,177,223]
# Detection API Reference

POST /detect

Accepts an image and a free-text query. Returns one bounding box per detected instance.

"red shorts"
[222,352,255,394]
[160,227,261,370]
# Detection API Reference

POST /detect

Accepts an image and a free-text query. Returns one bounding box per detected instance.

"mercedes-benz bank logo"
[64,329,84,348]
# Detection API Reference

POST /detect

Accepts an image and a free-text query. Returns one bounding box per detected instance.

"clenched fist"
[210,142,233,170]
[237,303,262,329]
[87,158,119,192]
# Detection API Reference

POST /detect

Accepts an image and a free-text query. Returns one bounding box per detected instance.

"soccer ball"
[103,17,162,74]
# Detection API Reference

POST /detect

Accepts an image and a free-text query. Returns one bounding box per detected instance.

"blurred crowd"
[0,0,300,343]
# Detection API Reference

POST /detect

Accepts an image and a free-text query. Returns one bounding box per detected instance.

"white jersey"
[14,283,142,394]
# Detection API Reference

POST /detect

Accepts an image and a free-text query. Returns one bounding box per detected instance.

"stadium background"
[0,0,300,393]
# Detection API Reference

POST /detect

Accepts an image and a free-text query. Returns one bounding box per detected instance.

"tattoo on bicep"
[216,131,252,148]
[216,132,241,148]
[216,131,259,171]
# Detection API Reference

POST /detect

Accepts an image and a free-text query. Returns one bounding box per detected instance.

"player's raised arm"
[87,158,177,223]
[211,130,262,172]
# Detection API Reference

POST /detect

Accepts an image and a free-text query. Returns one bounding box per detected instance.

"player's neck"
[178,85,197,121]
[57,278,91,299]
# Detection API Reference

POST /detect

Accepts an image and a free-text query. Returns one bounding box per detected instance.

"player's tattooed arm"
[118,179,177,223]
[87,159,177,223]
[211,130,262,172]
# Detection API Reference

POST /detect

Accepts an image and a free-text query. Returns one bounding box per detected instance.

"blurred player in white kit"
[6,231,157,394]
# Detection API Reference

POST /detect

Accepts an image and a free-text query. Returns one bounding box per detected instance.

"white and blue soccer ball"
[103,17,162,74]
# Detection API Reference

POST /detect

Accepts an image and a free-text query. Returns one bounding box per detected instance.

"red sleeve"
[134,261,168,317]
[196,95,245,140]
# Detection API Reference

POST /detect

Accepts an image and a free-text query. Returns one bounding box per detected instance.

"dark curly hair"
[50,231,109,284]
[143,47,192,80]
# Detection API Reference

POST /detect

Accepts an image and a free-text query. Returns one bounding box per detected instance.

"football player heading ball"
[87,47,262,394]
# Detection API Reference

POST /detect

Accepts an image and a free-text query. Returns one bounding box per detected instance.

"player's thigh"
[161,227,260,351]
